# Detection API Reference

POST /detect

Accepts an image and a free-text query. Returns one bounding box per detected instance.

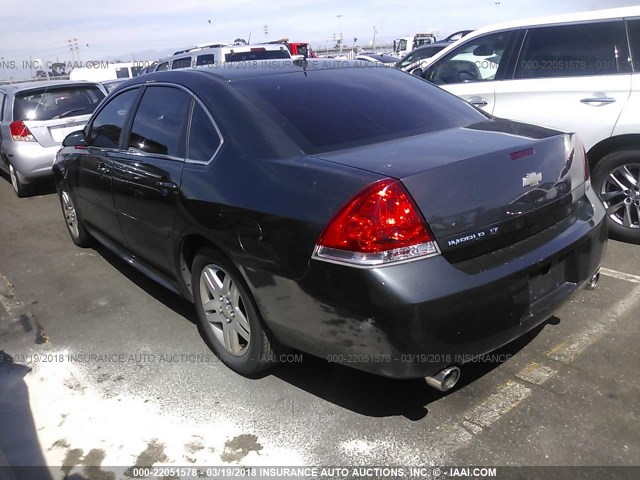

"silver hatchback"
[0,80,106,196]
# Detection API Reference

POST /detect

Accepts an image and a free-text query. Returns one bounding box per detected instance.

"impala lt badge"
[523,172,543,187]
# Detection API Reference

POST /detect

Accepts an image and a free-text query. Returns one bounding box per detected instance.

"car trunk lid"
[316,120,586,260]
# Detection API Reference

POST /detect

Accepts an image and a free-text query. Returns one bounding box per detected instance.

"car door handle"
[580,97,616,105]
[155,180,179,191]
[468,97,488,107]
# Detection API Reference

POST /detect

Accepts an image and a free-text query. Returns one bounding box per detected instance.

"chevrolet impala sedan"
[52,61,606,390]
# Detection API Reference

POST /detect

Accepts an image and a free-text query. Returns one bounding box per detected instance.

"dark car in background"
[52,62,606,390]
[0,80,106,196]
[396,44,448,73]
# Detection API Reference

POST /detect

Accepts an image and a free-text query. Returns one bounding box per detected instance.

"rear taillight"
[10,121,36,142]
[313,179,440,267]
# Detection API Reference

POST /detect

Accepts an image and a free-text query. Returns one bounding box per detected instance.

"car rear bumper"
[249,189,607,379]
[4,142,59,181]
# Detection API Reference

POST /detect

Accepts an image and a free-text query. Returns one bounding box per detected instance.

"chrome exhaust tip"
[425,366,461,392]
[585,270,600,291]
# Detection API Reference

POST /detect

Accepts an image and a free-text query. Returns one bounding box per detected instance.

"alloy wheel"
[199,264,251,356]
[600,163,640,229]
[9,164,19,194]
[61,190,80,239]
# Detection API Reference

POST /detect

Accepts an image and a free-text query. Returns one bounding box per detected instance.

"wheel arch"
[587,134,640,168]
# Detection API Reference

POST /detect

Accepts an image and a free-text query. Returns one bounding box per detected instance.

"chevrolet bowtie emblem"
[522,172,543,187]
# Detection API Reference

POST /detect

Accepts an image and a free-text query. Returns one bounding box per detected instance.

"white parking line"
[599,267,640,284]
[462,381,532,429]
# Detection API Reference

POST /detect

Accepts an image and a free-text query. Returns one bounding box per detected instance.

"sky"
[0,0,637,79]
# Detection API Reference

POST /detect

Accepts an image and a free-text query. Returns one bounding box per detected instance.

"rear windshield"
[234,66,486,153]
[225,49,290,62]
[14,85,105,121]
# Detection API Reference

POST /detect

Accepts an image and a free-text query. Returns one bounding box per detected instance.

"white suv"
[421,7,640,243]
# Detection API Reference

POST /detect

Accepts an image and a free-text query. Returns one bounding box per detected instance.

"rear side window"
[627,19,640,72]
[128,86,192,157]
[427,31,514,85]
[187,103,221,162]
[196,54,216,66]
[235,67,487,154]
[13,86,105,121]
[225,49,289,62]
[88,88,139,148]
[172,57,192,70]
[115,67,130,79]
[516,21,631,78]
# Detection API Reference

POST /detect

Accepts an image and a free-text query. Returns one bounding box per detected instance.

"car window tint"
[13,86,105,122]
[115,67,130,79]
[627,19,640,72]
[156,62,169,72]
[128,86,191,157]
[172,57,192,70]
[88,88,138,148]
[236,66,487,154]
[427,31,514,85]
[516,21,631,78]
[188,102,221,162]
[196,54,216,66]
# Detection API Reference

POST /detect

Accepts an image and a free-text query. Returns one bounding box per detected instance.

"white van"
[69,62,144,82]
[420,7,640,242]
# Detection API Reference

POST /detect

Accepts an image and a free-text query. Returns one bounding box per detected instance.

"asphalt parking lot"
[1,178,639,476]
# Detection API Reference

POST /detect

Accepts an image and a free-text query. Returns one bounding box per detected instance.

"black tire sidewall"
[191,248,271,375]
[592,149,640,244]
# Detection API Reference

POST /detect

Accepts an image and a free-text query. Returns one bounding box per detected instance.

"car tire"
[57,183,93,247]
[192,247,276,376]
[592,149,640,244]
[8,162,32,198]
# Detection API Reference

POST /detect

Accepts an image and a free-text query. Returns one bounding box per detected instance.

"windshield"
[14,86,105,121]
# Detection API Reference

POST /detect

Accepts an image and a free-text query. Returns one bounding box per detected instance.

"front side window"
[88,88,139,148]
[127,86,191,157]
[426,31,514,85]
[187,102,221,162]
[156,62,169,72]
[515,21,630,78]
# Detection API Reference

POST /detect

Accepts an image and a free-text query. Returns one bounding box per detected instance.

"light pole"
[372,26,377,52]
[494,1,501,22]
[337,14,343,54]
[264,25,269,42]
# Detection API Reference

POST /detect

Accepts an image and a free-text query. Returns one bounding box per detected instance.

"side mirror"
[62,130,87,148]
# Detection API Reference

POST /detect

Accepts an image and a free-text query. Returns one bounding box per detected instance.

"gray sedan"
[0,80,106,196]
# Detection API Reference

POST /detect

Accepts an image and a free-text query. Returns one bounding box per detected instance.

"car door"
[611,18,640,139]
[423,30,519,114]
[74,87,140,244]
[111,85,192,275]
[492,20,632,151]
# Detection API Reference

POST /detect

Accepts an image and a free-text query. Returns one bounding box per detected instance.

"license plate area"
[528,260,567,303]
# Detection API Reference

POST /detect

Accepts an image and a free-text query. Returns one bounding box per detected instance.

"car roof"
[127,59,373,84]
[469,6,640,38]
[0,80,100,93]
